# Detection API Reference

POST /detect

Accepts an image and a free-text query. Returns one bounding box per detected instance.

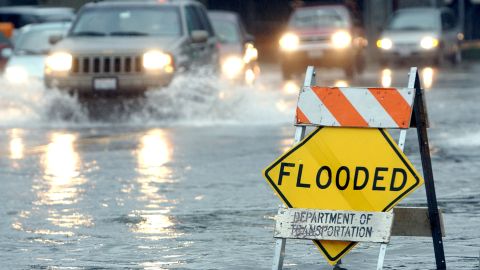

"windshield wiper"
[109,31,149,36]
[72,31,107,36]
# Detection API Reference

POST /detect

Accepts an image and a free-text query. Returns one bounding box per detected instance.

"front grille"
[300,36,330,43]
[72,55,143,74]
[395,43,418,50]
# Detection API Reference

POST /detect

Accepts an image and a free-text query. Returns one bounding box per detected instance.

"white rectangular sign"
[274,208,393,243]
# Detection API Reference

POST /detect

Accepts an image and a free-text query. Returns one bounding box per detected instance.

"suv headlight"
[143,50,173,72]
[243,43,258,63]
[377,38,393,50]
[222,56,244,79]
[331,31,352,48]
[279,33,299,52]
[420,36,439,50]
[46,52,73,72]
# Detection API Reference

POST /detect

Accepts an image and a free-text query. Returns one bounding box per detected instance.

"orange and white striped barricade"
[267,66,445,270]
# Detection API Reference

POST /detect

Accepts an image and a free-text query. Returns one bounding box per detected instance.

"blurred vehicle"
[208,10,259,84]
[3,22,70,84]
[45,0,219,96]
[279,4,366,79]
[377,7,462,66]
[0,6,74,29]
[0,22,14,37]
[0,31,12,71]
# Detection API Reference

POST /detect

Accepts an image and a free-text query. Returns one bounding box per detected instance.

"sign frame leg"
[411,67,447,269]
[376,127,408,270]
[272,236,286,270]
[376,243,388,270]
[376,67,416,269]
[271,66,315,270]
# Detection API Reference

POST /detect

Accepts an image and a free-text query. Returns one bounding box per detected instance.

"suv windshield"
[71,6,182,37]
[211,19,239,43]
[291,8,348,29]
[15,27,67,55]
[388,10,438,31]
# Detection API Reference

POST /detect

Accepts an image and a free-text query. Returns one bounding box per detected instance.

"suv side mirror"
[191,30,208,43]
[49,34,63,45]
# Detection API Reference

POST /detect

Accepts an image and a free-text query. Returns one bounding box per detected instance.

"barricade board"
[274,208,393,243]
[296,87,415,128]
[265,66,446,270]
[392,207,445,237]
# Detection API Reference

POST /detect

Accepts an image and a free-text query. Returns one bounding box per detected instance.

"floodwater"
[0,65,478,269]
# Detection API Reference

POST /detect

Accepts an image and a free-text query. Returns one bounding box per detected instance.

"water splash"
[0,70,294,127]
[0,78,87,127]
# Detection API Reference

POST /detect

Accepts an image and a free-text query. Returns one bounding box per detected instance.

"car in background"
[377,7,462,66]
[208,10,259,84]
[3,22,71,84]
[279,4,366,79]
[0,31,12,71]
[45,0,218,96]
[0,6,74,29]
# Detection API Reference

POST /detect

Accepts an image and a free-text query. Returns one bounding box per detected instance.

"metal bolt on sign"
[263,66,446,270]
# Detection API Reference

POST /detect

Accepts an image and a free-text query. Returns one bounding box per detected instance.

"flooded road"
[0,64,478,269]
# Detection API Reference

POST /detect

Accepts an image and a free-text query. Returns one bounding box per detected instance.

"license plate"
[308,50,324,58]
[94,78,117,90]
[398,48,412,57]
[399,51,411,57]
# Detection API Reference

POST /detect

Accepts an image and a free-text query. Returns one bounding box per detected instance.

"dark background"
[2,0,480,61]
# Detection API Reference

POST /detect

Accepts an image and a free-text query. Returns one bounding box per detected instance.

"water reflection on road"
[41,133,92,230]
[39,133,84,206]
[8,129,24,160]
[12,131,92,243]
[282,80,300,95]
[380,67,436,89]
[422,67,434,90]
[132,129,178,240]
[381,68,393,87]
[334,80,349,87]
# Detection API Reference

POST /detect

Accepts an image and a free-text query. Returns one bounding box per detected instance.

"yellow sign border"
[264,127,422,262]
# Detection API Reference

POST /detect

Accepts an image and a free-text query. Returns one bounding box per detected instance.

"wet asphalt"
[0,63,478,269]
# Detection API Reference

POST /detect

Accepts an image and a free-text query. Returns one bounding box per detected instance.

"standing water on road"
[0,66,478,269]
[0,68,294,128]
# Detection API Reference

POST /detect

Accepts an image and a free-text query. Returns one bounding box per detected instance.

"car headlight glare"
[279,33,299,52]
[331,31,352,48]
[143,50,173,70]
[243,43,258,63]
[420,36,439,50]
[377,38,393,50]
[46,52,73,72]
[5,66,28,84]
[222,56,244,79]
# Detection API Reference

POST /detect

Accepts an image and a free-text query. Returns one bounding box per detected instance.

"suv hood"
[218,43,243,58]
[52,36,183,55]
[381,30,440,44]
[292,27,341,36]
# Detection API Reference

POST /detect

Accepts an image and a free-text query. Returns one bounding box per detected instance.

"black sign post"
[412,68,446,270]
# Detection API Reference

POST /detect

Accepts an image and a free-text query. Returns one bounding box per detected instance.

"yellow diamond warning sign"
[263,127,424,265]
